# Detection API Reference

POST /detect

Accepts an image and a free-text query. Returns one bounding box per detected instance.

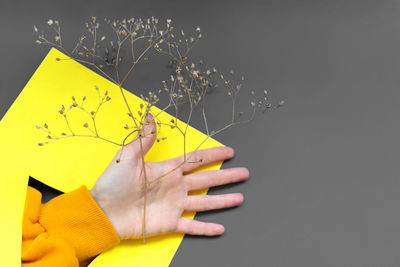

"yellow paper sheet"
[0,48,223,266]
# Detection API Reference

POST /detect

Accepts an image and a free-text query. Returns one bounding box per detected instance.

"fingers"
[169,146,235,173]
[184,193,244,212]
[176,218,225,236]
[126,113,157,155]
[140,113,157,154]
[185,168,249,191]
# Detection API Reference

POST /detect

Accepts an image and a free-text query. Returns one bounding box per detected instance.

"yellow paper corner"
[0,47,224,266]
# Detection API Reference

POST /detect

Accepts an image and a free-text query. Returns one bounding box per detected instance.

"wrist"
[90,188,123,239]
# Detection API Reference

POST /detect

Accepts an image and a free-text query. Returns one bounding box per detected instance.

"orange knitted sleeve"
[22,186,120,267]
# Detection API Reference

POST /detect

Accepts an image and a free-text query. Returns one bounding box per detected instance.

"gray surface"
[2,0,400,266]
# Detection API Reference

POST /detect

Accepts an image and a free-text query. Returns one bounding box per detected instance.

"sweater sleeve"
[22,186,120,267]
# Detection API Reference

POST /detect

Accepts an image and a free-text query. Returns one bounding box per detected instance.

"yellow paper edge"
[0,48,223,267]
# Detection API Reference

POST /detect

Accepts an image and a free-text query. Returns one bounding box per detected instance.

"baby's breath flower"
[33,16,282,243]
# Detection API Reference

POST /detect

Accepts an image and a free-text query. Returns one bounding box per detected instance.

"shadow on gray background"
[2,0,400,266]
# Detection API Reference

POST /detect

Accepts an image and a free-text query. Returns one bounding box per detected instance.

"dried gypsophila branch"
[33,16,283,242]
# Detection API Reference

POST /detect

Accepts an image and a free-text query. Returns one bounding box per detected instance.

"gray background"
[2,0,400,266]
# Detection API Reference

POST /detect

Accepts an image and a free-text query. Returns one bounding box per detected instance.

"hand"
[90,114,249,240]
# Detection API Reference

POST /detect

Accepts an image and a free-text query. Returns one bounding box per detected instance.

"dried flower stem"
[34,17,282,242]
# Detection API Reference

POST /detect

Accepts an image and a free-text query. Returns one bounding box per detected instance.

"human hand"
[90,114,249,240]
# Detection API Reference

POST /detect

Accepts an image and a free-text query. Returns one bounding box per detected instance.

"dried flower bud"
[35,125,41,129]
[44,123,48,128]
[83,123,89,128]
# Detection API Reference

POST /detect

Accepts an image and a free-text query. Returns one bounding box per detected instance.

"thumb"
[128,113,157,156]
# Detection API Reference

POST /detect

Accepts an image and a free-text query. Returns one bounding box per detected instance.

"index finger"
[169,146,235,173]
